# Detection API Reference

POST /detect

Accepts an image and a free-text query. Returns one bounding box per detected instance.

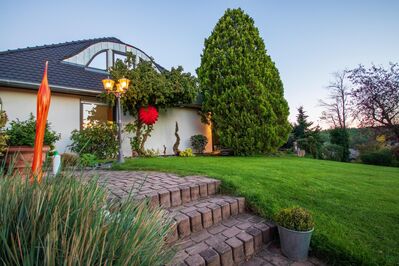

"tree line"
[289,64,399,164]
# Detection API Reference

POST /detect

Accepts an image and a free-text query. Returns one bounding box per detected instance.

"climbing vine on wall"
[104,53,198,155]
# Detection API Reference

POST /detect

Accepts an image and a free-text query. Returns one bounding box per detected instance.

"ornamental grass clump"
[275,206,314,231]
[0,172,175,265]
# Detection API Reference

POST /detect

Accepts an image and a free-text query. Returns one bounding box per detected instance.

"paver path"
[85,170,324,266]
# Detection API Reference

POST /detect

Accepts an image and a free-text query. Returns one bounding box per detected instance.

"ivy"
[104,53,198,155]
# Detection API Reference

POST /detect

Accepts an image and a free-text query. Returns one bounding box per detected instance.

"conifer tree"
[293,106,322,158]
[197,8,290,155]
[293,106,313,139]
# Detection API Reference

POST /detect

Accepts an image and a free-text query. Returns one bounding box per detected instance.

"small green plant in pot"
[5,114,60,174]
[274,206,314,261]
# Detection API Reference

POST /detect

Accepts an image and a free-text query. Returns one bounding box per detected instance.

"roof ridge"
[0,37,123,55]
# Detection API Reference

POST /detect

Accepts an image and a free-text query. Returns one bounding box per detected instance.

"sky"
[1,0,398,126]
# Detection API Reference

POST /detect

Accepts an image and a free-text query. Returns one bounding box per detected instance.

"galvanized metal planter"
[278,225,314,261]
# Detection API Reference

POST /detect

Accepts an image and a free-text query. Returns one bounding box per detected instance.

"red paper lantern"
[139,105,159,125]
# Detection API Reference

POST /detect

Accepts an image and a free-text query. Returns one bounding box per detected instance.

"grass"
[114,155,399,266]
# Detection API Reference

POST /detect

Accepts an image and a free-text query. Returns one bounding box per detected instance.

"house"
[0,37,212,155]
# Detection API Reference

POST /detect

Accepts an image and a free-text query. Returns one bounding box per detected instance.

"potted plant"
[5,114,60,174]
[190,134,208,154]
[274,206,314,261]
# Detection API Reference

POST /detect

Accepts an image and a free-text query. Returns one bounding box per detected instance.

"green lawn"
[113,156,399,265]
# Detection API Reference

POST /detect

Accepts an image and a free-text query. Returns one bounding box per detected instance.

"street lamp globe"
[102,78,115,93]
[101,77,130,164]
[118,78,130,92]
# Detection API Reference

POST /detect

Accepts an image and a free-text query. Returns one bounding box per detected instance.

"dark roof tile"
[0,37,164,94]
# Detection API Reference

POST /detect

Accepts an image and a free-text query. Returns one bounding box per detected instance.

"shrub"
[79,153,98,167]
[70,121,118,159]
[297,135,322,159]
[190,134,208,153]
[141,149,160,157]
[360,149,393,166]
[0,173,175,265]
[179,148,194,157]
[321,144,344,162]
[357,142,380,155]
[330,128,350,162]
[391,146,399,167]
[274,206,314,231]
[6,113,60,148]
[0,107,8,156]
[392,145,399,161]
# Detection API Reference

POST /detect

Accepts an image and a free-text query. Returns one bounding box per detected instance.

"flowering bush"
[179,148,194,157]
[70,121,118,159]
[141,149,160,157]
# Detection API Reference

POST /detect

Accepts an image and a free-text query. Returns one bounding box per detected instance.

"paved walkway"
[84,170,325,266]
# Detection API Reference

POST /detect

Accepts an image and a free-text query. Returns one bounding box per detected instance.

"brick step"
[170,213,277,266]
[92,170,221,207]
[131,176,221,208]
[166,195,246,243]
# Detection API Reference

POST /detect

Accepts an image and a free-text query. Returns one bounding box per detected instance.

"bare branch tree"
[348,63,399,140]
[319,71,351,129]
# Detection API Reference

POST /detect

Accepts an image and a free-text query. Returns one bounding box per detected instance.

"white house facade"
[0,37,212,155]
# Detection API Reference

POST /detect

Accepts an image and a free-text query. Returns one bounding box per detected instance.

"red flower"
[139,105,158,125]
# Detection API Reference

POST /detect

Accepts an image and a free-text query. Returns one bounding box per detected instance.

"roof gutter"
[0,79,202,108]
[0,78,100,96]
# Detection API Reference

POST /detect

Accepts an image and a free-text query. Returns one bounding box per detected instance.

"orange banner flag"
[31,61,51,183]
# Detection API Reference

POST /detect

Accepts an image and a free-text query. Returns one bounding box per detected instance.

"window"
[87,51,107,70]
[81,101,111,128]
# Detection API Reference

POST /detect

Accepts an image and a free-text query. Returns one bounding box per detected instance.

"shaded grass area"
[114,156,399,265]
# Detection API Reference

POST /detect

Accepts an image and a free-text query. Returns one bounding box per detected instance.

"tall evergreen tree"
[293,106,313,139]
[197,8,290,155]
[293,106,323,158]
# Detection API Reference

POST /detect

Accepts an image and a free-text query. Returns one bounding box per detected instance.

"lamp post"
[102,77,130,163]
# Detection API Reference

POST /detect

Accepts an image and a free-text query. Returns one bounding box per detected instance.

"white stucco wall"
[121,107,212,156]
[0,88,212,156]
[0,88,80,153]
